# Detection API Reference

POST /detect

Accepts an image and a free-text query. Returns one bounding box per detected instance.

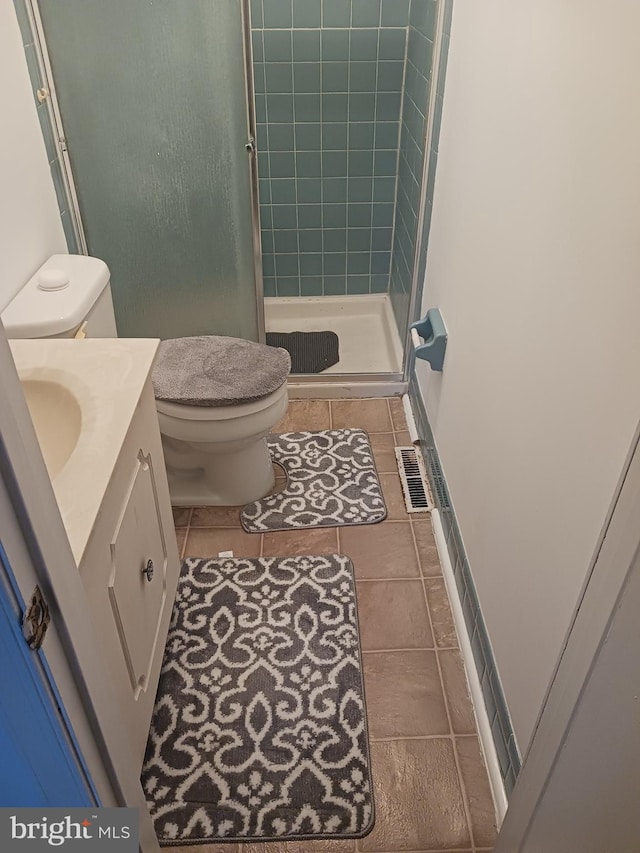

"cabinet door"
[109,450,168,700]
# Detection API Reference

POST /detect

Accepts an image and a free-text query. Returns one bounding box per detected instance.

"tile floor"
[170,398,497,853]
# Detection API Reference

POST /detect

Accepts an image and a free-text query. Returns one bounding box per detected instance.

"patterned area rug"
[241,429,387,533]
[142,555,374,845]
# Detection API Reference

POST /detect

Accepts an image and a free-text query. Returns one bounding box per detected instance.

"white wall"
[521,530,640,852]
[419,0,640,750]
[0,4,66,311]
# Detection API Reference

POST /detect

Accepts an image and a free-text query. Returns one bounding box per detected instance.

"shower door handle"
[245,136,256,154]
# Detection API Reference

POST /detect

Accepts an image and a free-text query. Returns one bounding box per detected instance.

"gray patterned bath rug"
[241,428,387,533]
[142,555,373,845]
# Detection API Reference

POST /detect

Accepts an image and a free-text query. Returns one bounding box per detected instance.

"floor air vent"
[395,446,433,513]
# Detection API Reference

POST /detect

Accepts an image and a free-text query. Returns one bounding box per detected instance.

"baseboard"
[431,509,508,821]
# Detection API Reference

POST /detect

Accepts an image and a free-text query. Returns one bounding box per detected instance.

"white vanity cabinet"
[78,377,180,766]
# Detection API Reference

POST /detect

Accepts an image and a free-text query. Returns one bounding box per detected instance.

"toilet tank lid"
[1,254,110,338]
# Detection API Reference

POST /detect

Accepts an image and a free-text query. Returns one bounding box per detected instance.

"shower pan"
[27,0,446,395]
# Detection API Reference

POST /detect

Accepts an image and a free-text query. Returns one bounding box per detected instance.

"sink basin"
[10,338,160,566]
[21,379,82,479]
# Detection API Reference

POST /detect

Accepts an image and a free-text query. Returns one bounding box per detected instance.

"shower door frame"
[401,0,449,383]
[26,0,266,343]
[26,0,88,255]
[240,0,266,343]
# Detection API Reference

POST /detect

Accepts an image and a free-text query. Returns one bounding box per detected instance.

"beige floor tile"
[262,527,339,558]
[174,528,187,559]
[167,399,494,853]
[360,740,471,851]
[439,650,476,735]
[388,397,407,432]
[172,506,192,526]
[170,846,239,853]
[412,519,442,576]
[369,433,398,474]
[190,505,243,528]
[379,473,409,520]
[363,651,449,738]
[243,840,355,852]
[456,736,498,849]
[269,466,288,492]
[330,399,392,433]
[393,429,412,446]
[275,400,331,432]
[424,577,459,649]
[356,580,433,650]
[184,527,262,559]
[339,522,419,579]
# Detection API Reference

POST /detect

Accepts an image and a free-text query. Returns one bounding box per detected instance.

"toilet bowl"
[151,333,291,507]
[156,383,289,506]
[1,255,291,507]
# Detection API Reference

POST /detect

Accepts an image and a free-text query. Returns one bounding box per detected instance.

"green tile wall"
[251,0,409,297]
[388,0,437,333]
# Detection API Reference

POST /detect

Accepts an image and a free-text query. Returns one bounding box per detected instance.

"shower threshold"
[264,294,406,399]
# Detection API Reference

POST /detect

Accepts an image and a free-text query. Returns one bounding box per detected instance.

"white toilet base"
[156,383,288,508]
[164,435,275,507]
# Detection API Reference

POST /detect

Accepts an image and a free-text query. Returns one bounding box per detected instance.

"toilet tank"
[1,254,117,339]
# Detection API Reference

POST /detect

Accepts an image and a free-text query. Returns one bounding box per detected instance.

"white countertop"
[10,338,159,566]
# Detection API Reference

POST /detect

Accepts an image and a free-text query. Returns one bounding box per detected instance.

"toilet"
[2,254,290,506]
[152,335,289,506]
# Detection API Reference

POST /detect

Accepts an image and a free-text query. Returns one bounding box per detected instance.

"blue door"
[0,542,95,807]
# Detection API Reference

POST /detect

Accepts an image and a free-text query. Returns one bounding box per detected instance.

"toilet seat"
[155,381,288,425]
[155,370,289,447]
[152,335,290,407]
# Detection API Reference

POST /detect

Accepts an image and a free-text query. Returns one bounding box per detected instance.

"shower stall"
[31,0,444,392]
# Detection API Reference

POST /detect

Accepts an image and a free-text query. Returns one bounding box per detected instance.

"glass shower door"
[38,0,261,341]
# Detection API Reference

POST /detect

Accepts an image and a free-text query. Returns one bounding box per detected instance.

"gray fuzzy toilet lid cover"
[152,335,291,407]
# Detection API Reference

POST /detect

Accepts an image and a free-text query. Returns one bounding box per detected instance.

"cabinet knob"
[142,559,154,583]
